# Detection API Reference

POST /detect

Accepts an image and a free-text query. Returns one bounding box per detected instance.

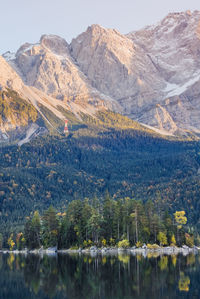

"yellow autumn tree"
[7,234,15,251]
[174,211,187,245]
[174,211,187,229]
[171,234,176,246]
[157,232,168,246]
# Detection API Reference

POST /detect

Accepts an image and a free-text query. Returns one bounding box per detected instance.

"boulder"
[90,246,97,251]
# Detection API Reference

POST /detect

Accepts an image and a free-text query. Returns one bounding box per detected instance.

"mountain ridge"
[2,10,200,140]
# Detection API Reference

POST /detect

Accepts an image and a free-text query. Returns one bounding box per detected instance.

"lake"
[0,252,199,298]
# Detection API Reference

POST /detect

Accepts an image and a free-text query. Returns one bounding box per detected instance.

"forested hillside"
[1,119,200,238]
[0,89,38,130]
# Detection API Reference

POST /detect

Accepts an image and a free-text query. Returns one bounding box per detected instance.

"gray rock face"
[126,11,200,134]
[70,24,165,116]
[70,11,200,135]
[12,34,118,112]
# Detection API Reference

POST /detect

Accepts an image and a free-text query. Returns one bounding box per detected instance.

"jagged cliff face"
[70,11,200,135]
[126,10,200,134]
[128,11,200,85]
[10,34,118,112]
[70,25,165,116]
[0,39,118,143]
[15,35,92,98]
[2,10,200,137]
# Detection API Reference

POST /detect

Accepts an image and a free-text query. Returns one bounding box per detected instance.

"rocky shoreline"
[1,245,200,256]
[59,245,200,256]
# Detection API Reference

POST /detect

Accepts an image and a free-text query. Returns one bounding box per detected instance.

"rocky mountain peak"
[39,34,69,55]
[72,23,130,46]
[86,24,107,34]
[70,22,164,115]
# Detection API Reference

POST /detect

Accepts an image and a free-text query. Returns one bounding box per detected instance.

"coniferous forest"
[1,117,200,248]
[6,198,195,250]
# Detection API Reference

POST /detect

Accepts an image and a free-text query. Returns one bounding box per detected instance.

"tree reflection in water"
[0,252,200,298]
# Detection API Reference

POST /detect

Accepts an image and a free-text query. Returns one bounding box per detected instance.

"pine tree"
[24,211,41,249]
[42,206,59,248]
[0,233,3,250]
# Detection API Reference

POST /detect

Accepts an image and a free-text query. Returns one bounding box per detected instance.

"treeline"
[3,196,198,250]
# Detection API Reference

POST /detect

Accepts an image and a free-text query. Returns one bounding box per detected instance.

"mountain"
[2,10,200,137]
[127,10,200,134]
[0,46,119,144]
[12,34,118,110]
[70,24,165,121]
[70,11,200,135]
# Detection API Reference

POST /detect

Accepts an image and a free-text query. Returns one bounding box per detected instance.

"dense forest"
[1,108,200,242]
[3,198,196,250]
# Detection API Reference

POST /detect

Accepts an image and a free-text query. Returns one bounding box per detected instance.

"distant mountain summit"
[2,10,200,141]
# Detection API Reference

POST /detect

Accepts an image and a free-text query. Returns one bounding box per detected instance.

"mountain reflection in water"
[0,252,200,299]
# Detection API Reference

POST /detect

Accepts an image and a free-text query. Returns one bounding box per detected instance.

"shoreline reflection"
[0,252,199,298]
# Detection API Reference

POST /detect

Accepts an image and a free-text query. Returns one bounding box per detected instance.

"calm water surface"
[0,252,200,299]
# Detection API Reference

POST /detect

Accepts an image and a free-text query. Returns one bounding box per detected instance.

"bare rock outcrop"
[0,56,23,91]
[70,24,165,115]
[12,34,118,112]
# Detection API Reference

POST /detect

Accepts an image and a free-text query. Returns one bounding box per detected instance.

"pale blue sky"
[1,0,200,54]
